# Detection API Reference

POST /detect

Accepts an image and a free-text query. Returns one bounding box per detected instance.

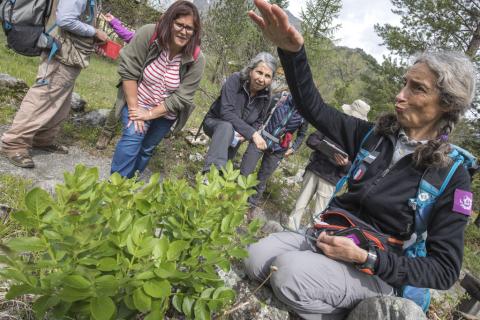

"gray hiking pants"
[240,142,285,205]
[202,117,240,172]
[245,232,394,320]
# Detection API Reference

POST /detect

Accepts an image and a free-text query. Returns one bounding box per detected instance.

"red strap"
[148,31,201,61]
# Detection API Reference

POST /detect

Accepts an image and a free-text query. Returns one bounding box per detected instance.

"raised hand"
[248,0,304,53]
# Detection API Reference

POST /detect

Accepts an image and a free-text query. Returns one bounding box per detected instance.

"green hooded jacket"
[114,24,206,134]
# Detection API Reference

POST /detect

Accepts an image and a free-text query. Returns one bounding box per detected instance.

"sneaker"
[2,152,34,168]
[35,144,68,154]
[96,131,113,150]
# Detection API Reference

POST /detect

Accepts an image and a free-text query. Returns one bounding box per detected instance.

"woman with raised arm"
[245,1,477,319]
[110,1,205,178]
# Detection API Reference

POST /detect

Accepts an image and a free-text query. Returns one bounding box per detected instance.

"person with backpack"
[110,1,205,178]
[201,52,277,173]
[240,90,308,206]
[0,0,108,168]
[246,1,477,319]
[288,100,370,230]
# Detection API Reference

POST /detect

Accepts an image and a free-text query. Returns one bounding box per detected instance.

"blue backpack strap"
[402,143,476,312]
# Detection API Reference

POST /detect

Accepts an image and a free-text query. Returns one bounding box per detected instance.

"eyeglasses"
[173,21,195,35]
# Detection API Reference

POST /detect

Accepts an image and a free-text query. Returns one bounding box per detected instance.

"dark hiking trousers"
[240,142,286,205]
[202,117,240,172]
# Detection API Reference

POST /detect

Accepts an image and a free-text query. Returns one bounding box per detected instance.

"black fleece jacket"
[206,72,270,140]
[279,47,471,290]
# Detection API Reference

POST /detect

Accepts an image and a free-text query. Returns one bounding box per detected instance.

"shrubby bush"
[0,164,261,320]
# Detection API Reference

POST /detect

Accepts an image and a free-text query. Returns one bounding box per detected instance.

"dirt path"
[0,125,112,191]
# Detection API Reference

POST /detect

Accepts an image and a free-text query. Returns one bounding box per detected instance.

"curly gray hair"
[412,50,476,168]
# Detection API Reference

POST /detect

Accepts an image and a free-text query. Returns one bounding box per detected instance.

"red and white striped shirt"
[138,50,182,120]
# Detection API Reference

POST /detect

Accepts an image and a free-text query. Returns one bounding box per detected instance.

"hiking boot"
[96,131,113,150]
[3,152,34,168]
[35,144,69,154]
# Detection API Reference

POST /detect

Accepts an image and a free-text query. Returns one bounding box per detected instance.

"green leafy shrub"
[0,163,261,320]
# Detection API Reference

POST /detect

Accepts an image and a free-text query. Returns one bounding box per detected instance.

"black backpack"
[0,0,55,56]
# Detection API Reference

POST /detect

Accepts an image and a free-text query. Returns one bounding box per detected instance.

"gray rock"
[71,92,87,113]
[188,152,204,162]
[346,296,427,320]
[0,73,28,91]
[74,108,110,127]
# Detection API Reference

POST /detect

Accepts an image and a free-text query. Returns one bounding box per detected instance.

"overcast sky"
[288,0,401,62]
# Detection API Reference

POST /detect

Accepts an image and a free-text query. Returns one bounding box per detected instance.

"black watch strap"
[355,246,378,275]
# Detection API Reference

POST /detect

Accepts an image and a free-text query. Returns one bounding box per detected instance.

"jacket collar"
[152,40,194,66]
[241,80,270,99]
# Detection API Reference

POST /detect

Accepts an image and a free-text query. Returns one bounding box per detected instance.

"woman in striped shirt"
[110,1,205,178]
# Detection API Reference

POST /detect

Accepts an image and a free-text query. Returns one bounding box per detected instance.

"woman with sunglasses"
[110,1,205,178]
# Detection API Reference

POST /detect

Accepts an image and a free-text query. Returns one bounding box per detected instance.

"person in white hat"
[341,99,371,121]
[288,100,370,230]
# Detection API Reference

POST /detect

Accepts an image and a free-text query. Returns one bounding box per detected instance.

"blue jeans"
[111,106,174,178]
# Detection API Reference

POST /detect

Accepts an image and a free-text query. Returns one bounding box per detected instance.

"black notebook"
[317,139,348,159]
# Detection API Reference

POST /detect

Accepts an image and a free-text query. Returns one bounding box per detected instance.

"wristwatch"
[355,246,378,275]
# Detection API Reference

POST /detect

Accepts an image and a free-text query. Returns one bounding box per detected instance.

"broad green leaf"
[154,262,177,278]
[12,210,38,227]
[230,212,244,228]
[228,248,249,259]
[152,236,168,261]
[200,288,215,299]
[135,198,151,214]
[132,216,152,246]
[59,286,91,302]
[144,308,164,320]
[212,287,235,302]
[0,268,29,283]
[90,296,116,320]
[194,272,220,282]
[25,188,51,216]
[220,214,233,232]
[97,257,119,271]
[237,175,247,189]
[32,295,60,319]
[64,275,91,289]
[194,299,211,320]
[6,237,46,252]
[43,230,62,240]
[172,295,183,313]
[123,294,135,310]
[143,279,171,298]
[133,287,151,312]
[110,172,123,185]
[136,271,155,280]
[248,218,262,233]
[166,240,189,261]
[182,296,195,319]
[95,275,118,296]
[6,284,36,299]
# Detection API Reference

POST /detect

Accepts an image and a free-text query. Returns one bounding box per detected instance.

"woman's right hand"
[127,108,146,134]
[248,0,304,53]
[100,13,115,22]
[252,131,267,150]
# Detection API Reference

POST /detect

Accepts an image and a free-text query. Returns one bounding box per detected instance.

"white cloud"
[288,0,401,62]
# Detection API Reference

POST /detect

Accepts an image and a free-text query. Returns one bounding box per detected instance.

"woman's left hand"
[316,231,368,264]
[129,108,154,121]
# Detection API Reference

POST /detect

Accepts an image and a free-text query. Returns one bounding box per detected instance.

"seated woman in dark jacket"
[246,1,477,319]
[202,52,277,173]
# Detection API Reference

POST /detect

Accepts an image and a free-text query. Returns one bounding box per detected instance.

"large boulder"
[346,296,427,320]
